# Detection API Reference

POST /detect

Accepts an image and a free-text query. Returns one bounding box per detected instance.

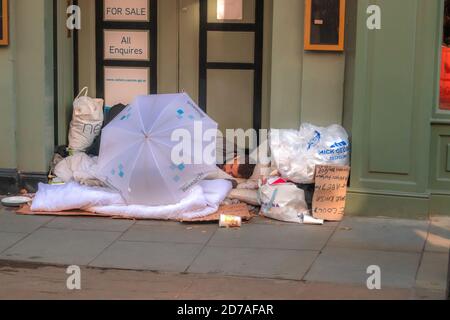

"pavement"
[0,205,449,300]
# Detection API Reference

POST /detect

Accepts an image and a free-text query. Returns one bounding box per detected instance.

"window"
[304,0,346,51]
[440,0,450,110]
[0,0,9,46]
[217,0,243,20]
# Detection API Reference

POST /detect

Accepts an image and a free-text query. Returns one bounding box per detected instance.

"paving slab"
[0,210,53,234]
[135,219,187,227]
[179,276,417,300]
[328,217,429,253]
[304,247,422,289]
[45,217,135,232]
[0,228,122,265]
[414,288,448,300]
[208,224,334,251]
[430,216,450,226]
[416,252,449,292]
[425,218,450,253]
[0,232,28,253]
[188,246,318,280]
[0,263,420,300]
[120,224,216,244]
[90,241,203,272]
[0,264,194,300]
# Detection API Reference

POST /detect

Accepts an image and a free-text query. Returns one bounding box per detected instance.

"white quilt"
[31,180,232,220]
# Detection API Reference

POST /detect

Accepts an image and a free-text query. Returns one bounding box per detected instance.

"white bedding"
[31,180,233,220]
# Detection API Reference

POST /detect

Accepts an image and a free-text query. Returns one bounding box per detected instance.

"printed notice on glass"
[104,30,149,61]
[217,0,243,20]
[104,67,149,108]
[104,0,149,22]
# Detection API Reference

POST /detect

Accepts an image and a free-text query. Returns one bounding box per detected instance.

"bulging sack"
[270,123,350,184]
[68,87,104,153]
[259,178,309,224]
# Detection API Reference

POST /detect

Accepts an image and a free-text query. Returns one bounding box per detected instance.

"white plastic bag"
[259,179,309,224]
[270,123,350,184]
[54,153,104,187]
[68,87,104,153]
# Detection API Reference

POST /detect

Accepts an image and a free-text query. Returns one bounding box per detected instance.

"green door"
[344,0,441,218]
[430,0,450,215]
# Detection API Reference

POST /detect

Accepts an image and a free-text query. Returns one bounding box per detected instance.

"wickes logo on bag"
[319,141,351,161]
[330,141,348,149]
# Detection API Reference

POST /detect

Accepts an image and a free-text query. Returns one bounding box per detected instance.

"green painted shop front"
[0,0,448,218]
[344,0,450,218]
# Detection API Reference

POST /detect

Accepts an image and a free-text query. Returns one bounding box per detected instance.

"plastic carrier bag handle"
[75,87,89,100]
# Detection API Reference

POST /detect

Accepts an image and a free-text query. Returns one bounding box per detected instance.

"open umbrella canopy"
[96,93,218,206]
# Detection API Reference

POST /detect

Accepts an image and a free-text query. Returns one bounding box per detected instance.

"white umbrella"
[96,93,218,206]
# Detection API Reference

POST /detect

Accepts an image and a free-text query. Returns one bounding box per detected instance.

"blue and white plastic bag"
[270,123,351,184]
[259,179,309,224]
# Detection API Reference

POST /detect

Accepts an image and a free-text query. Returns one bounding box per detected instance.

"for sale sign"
[104,0,149,22]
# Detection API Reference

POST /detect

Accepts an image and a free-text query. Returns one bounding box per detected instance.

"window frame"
[304,0,346,52]
[0,0,9,46]
[436,0,450,117]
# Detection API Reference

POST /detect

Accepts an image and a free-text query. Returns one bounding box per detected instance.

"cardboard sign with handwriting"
[312,165,350,221]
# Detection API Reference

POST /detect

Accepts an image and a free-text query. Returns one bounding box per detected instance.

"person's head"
[221,155,256,179]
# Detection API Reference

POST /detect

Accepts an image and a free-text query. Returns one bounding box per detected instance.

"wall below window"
[77,0,96,97]
[0,0,16,170]
[269,0,346,129]
[300,52,345,126]
[0,0,55,174]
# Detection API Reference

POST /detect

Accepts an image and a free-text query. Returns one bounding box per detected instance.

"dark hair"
[237,155,256,179]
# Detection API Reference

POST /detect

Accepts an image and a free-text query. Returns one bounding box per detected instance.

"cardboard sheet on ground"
[16,203,252,223]
[180,204,252,222]
[312,165,350,222]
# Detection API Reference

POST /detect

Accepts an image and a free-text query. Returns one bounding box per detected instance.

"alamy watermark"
[367,5,382,30]
[66,265,81,290]
[170,126,272,166]
[366,265,382,290]
[66,5,81,31]
[65,4,382,32]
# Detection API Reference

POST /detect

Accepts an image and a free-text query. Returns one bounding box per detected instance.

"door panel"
[77,0,97,96]
[157,0,178,93]
[430,125,450,192]
[207,69,254,131]
[348,0,436,194]
[367,1,417,175]
[207,31,255,63]
[179,0,200,102]
[429,1,450,196]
